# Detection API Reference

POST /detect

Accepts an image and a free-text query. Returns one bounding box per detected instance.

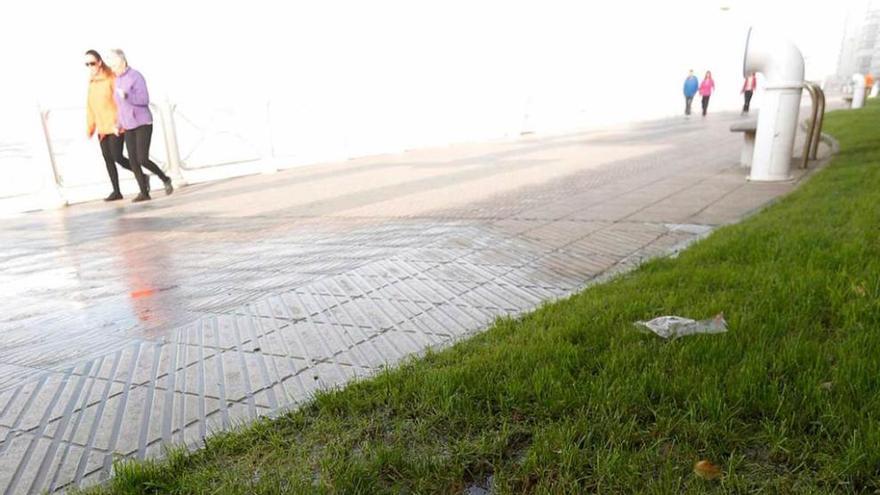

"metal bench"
[729,120,758,168]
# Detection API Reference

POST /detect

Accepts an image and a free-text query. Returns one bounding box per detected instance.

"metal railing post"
[520,96,534,135]
[157,98,187,186]
[36,107,67,208]
[260,99,277,174]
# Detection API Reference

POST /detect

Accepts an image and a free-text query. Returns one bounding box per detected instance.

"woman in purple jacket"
[107,49,173,202]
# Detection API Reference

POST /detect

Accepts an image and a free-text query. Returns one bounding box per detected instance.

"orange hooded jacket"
[86,70,119,138]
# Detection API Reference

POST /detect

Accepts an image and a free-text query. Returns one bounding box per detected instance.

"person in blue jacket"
[683,70,699,116]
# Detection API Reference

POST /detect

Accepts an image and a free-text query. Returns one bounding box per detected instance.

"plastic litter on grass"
[635,313,727,339]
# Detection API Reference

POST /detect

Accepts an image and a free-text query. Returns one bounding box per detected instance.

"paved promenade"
[0,111,830,493]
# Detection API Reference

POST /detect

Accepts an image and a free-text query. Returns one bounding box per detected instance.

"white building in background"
[835,0,880,88]
[857,7,880,74]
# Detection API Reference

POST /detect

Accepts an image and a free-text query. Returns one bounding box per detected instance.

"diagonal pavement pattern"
[0,112,831,493]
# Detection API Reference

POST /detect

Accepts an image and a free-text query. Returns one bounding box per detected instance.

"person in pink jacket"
[741,72,757,115]
[699,71,715,117]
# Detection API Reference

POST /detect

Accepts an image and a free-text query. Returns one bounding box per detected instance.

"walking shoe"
[132,193,151,203]
[163,178,174,195]
[104,192,123,201]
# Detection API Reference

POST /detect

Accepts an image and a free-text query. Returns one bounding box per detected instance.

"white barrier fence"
[1,88,763,215]
[0,98,353,214]
[1,95,537,214]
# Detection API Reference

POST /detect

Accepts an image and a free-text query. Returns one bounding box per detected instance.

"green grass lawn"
[88,102,880,494]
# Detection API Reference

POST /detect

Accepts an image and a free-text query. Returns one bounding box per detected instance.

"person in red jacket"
[699,71,715,117]
[741,72,757,115]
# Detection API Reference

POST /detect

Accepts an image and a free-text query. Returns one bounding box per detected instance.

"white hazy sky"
[0,0,865,145]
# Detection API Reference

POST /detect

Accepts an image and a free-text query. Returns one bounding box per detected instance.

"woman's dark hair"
[85,49,113,77]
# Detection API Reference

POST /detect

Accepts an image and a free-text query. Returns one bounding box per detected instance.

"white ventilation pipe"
[742,27,805,182]
[871,81,879,98]
[851,74,866,108]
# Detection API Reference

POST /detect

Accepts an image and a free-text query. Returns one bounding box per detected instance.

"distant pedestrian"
[85,49,133,201]
[741,72,757,115]
[699,71,715,117]
[106,49,173,202]
[683,70,699,116]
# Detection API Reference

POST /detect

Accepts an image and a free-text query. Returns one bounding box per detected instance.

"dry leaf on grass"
[694,460,723,480]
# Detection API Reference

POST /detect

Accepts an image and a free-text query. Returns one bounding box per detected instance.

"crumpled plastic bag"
[635,313,727,339]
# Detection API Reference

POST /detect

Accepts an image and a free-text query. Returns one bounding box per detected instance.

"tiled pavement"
[0,111,832,493]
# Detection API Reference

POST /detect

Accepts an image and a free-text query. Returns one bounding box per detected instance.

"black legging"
[99,134,130,194]
[101,131,169,194]
[123,124,169,195]
[743,90,754,113]
[701,95,711,116]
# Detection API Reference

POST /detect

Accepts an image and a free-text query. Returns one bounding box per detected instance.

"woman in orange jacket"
[86,49,172,201]
[86,49,129,200]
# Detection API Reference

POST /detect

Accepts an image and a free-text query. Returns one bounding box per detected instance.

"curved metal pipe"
[743,26,805,181]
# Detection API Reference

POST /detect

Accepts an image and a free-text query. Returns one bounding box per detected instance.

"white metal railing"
[0,100,285,212]
[42,106,169,187]
[0,106,65,211]
[3,94,432,213]
[0,94,595,214]
[0,140,43,200]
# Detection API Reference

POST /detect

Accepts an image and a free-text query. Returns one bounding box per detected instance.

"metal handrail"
[800,82,826,169]
[155,100,186,184]
[170,103,264,171]
[801,83,819,170]
[38,105,169,188]
[810,84,825,160]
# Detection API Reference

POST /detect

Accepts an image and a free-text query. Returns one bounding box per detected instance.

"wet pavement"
[0,112,829,493]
